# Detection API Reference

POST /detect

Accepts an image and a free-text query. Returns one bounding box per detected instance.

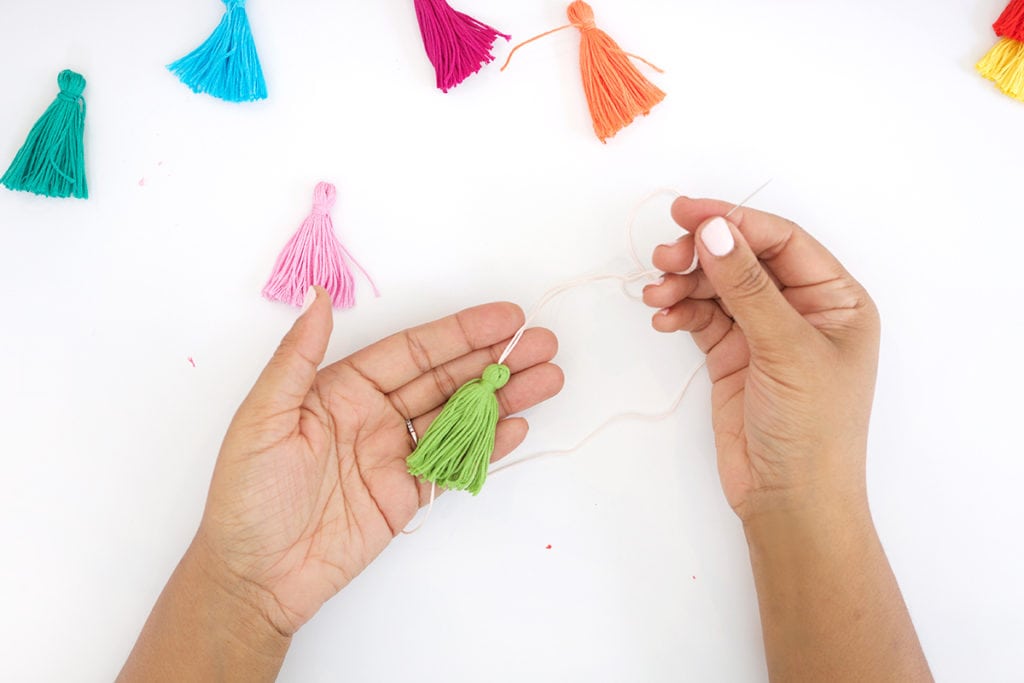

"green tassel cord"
[407,363,511,495]
[1,70,88,199]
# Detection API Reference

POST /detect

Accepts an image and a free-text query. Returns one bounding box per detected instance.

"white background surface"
[1,0,1022,680]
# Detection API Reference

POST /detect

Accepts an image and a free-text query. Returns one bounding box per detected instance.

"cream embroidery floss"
[403,182,773,524]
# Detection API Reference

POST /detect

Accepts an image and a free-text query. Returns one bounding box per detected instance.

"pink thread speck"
[187,357,196,368]
[138,178,146,187]
[263,182,380,310]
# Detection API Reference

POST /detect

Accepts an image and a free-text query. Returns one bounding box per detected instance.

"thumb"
[243,286,334,417]
[695,217,809,351]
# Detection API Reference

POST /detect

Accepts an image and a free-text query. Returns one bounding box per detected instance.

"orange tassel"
[501,1,665,142]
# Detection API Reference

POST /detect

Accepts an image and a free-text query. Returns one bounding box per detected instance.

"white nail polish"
[655,276,665,286]
[301,286,316,313]
[701,217,735,257]
[658,307,671,316]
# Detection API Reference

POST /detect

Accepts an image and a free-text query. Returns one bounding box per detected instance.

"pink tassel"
[263,182,380,309]
[414,0,510,92]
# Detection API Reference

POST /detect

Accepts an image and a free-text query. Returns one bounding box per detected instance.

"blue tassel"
[167,0,267,102]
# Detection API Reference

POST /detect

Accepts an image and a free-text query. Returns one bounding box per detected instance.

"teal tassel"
[407,364,511,495]
[168,0,267,102]
[1,70,87,199]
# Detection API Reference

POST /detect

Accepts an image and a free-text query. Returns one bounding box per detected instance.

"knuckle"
[670,302,718,333]
[429,363,460,399]
[496,388,513,417]
[403,330,434,374]
[729,260,773,300]
[688,304,718,333]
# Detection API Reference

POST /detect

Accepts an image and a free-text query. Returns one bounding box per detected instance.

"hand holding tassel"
[263,182,380,310]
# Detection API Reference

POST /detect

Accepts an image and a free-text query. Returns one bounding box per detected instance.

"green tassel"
[407,363,511,495]
[1,70,88,199]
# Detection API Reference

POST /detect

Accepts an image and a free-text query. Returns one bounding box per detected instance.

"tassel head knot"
[311,182,337,214]
[568,1,597,30]
[223,0,246,8]
[480,363,511,392]
[57,70,86,99]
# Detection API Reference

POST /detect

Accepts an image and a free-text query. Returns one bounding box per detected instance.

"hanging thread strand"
[490,358,707,477]
[403,180,774,517]
[500,24,574,71]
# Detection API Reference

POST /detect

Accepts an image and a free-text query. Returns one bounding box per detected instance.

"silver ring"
[405,419,419,446]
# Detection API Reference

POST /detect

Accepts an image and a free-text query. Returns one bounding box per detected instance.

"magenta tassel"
[414,0,510,92]
[263,182,379,310]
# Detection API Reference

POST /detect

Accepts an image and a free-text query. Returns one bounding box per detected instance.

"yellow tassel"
[977,37,1024,101]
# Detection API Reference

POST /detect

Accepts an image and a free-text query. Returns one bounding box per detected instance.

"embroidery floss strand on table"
[263,182,380,310]
[977,0,1024,101]
[414,0,510,92]
[501,1,665,142]
[168,0,267,102]
[1,70,88,199]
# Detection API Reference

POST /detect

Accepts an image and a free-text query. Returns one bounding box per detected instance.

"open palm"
[197,292,562,636]
[645,198,879,520]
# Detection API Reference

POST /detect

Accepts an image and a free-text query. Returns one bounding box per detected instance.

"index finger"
[338,302,525,393]
[671,197,849,288]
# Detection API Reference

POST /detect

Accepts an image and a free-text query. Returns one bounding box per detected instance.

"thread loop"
[311,182,337,214]
[480,364,511,391]
[568,1,597,30]
[57,70,86,98]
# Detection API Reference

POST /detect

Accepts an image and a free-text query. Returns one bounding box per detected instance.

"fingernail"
[658,307,671,316]
[655,276,665,286]
[700,217,734,257]
[301,286,316,313]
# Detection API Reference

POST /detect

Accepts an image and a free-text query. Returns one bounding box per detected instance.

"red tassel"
[994,0,1024,42]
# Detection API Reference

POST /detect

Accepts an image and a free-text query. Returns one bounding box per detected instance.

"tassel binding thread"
[168,0,267,102]
[1,70,88,199]
[263,182,380,310]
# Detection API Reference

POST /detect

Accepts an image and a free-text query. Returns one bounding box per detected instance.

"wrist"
[736,444,871,526]
[184,532,292,659]
[119,534,291,683]
[741,481,875,566]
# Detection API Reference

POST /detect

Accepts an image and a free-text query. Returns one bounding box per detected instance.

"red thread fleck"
[187,357,196,368]
[545,545,552,550]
